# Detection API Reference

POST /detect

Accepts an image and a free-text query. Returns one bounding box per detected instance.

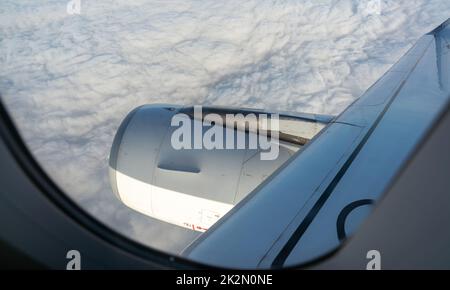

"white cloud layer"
[1,0,450,254]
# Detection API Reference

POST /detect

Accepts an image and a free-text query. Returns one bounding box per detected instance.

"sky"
[1,0,450,256]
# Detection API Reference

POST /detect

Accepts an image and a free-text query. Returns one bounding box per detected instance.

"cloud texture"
[1,0,450,254]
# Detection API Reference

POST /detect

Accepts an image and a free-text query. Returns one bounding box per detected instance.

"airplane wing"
[181,19,450,268]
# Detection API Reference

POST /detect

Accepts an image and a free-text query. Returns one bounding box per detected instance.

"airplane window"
[1,1,450,269]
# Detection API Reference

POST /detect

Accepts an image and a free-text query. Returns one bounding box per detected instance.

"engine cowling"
[109,104,326,231]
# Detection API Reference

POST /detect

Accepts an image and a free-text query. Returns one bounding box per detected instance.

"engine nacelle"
[109,104,327,232]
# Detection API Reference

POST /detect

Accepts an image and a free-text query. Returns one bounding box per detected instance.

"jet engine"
[109,104,330,231]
